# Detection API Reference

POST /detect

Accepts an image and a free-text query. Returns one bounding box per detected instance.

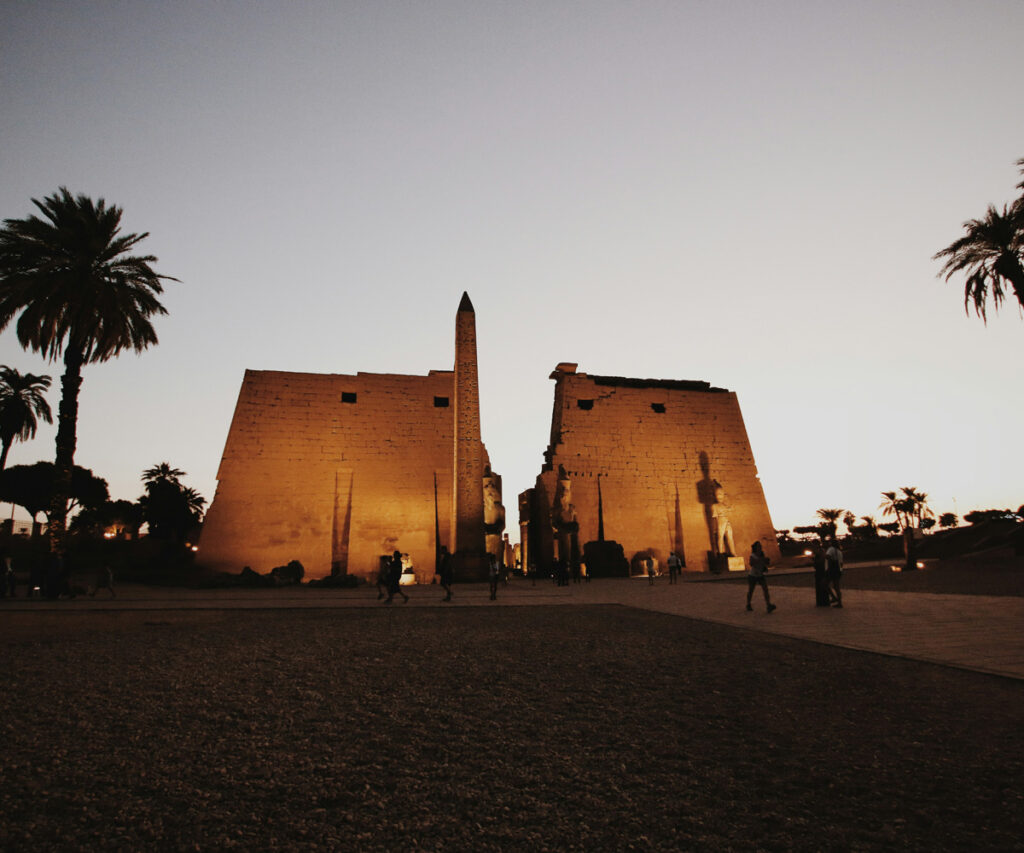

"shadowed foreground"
[1,607,1021,851]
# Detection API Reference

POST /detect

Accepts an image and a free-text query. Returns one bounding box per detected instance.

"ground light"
[890,561,926,572]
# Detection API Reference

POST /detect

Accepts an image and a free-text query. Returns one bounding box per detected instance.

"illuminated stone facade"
[519,364,778,575]
[199,294,495,582]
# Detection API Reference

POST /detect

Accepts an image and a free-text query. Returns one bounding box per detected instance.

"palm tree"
[938,512,959,529]
[0,188,175,550]
[881,487,933,571]
[815,507,844,540]
[140,468,205,542]
[0,365,52,470]
[879,491,909,532]
[182,486,206,520]
[934,159,1024,320]
[900,487,934,528]
[143,462,185,487]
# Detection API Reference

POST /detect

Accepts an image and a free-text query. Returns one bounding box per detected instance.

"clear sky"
[1,0,1022,537]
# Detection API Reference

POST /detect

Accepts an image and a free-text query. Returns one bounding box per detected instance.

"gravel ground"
[1,605,1022,851]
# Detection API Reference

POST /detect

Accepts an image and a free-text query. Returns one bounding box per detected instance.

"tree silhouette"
[881,487,933,572]
[0,188,175,551]
[938,512,959,529]
[815,507,844,540]
[0,461,108,536]
[0,365,52,470]
[142,462,185,487]
[879,491,910,531]
[139,464,204,541]
[934,159,1024,320]
[71,498,144,539]
[900,487,934,528]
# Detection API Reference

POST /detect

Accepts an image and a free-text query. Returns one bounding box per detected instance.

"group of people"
[377,546,493,603]
[746,538,844,613]
[642,552,684,584]
[813,541,844,608]
[0,550,116,600]
[377,550,409,604]
[376,539,846,612]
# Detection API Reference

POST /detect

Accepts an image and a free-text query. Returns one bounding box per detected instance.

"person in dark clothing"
[746,541,776,613]
[384,550,408,604]
[667,551,682,584]
[488,553,500,600]
[825,540,843,608]
[438,546,453,602]
[376,558,389,600]
[1,552,14,597]
[812,544,830,607]
[555,559,569,587]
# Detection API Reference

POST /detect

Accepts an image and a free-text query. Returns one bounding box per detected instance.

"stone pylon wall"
[524,365,778,574]
[199,369,459,582]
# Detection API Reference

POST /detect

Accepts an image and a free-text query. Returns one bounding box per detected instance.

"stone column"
[452,292,487,580]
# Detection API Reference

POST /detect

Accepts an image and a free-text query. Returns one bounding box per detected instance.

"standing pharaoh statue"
[710,481,737,559]
[482,466,505,561]
[551,465,579,569]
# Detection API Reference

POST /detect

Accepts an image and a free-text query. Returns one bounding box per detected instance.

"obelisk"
[452,292,487,580]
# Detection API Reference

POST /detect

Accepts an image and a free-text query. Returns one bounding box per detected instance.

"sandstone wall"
[525,367,778,573]
[200,369,458,582]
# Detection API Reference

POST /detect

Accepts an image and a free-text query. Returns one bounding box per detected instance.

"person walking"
[1,552,14,598]
[376,557,389,600]
[488,553,500,601]
[825,540,843,608]
[646,555,656,585]
[438,546,453,602]
[384,550,409,604]
[667,551,682,584]
[812,543,830,607]
[746,541,776,613]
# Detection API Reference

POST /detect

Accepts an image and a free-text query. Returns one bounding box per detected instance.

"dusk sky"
[1,1,1022,536]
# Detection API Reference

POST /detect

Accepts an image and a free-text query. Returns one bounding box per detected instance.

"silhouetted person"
[384,550,408,604]
[1,552,14,597]
[89,565,115,598]
[667,551,682,584]
[44,551,63,599]
[438,546,453,602]
[488,553,499,600]
[826,540,843,608]
[555,559,569,586]
[647,556,656,585]
[812,544,829,607]
[746,541,776,613]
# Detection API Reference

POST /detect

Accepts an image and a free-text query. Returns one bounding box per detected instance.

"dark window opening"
[577,399,594,410]
[651,403,666,413]
[434,396,449,408]
[341,392,357,403]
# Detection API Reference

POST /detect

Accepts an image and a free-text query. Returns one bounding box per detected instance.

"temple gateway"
[200,297,777,580]
[518,363,779,577]
[200,293,497,582]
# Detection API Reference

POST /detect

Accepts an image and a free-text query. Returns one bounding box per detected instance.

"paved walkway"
[3,576,1023,681]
